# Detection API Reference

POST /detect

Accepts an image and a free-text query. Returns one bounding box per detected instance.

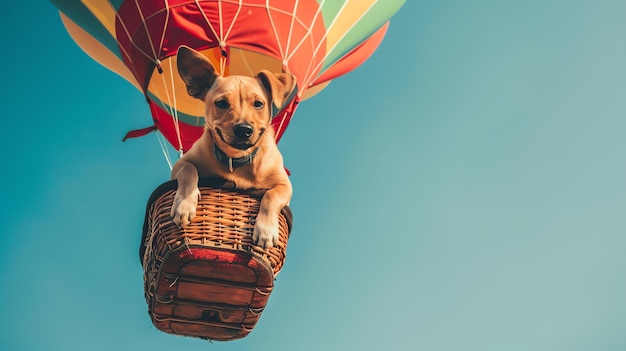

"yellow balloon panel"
[146,47,284,120]
[146,55,204,121]
[81,0,117,37]
[301,81,330,100]
[61,13,140,90]
[324,0,377,52]
[228,48,284,77]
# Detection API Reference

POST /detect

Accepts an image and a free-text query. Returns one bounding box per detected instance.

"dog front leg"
[170,161,201,227]
[253,183,292,248]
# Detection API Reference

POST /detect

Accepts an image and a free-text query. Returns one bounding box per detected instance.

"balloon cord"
[134,0,159,63]
[167,58,185,155]
[156,132,174,171]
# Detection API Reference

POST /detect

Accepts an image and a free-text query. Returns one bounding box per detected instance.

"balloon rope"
[235,48,253,76]
[265,0,286,60]
[274,112,288,143]
[296,0,328,86]
[134,0,160,64]
[220,55,227,75]
[285,0,324,64]
[112,8,156,69]
[222,0,243,45]
[148,58,185,157]
[275,99,296,142]
[302,0,341,86]
[284,0,297,62]
[218,0,224,45]
[158,1,171,58]
[195,0,221,48]
[284,0,326,98]
[167,58,185,156]
[156,132,174,170]
[217,0,227,74]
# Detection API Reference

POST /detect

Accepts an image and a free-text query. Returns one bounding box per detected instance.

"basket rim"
[139,178,292,264]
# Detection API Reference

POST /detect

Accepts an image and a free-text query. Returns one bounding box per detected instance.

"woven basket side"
[142,186,291,280]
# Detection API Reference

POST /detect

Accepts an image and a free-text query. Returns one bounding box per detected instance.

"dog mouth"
[216,127,264,151]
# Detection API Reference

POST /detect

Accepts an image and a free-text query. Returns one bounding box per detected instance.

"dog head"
[177,46,296,155]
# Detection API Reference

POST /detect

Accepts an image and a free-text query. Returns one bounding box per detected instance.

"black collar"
[213,143,258,172]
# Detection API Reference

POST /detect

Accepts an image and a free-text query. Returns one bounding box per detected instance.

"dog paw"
[171,188,201,227]
[253,216,279,249]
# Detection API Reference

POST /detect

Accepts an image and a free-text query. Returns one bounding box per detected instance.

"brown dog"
[170,46,294,249]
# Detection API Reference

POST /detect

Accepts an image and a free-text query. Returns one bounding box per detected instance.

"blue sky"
[2,1,626,350]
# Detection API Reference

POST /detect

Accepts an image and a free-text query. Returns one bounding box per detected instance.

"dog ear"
[176,45,218,100]
[256,70,296,112]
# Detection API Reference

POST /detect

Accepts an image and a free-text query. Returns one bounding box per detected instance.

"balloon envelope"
[52,0,405,151]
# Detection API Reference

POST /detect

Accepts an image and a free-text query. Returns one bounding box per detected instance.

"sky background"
[2,1,626,350]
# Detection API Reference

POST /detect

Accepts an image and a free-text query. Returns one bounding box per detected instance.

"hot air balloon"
[52,0,405,342]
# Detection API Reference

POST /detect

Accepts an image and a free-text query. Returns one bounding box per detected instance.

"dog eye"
[214,99,230,109]
[253,100,265,110]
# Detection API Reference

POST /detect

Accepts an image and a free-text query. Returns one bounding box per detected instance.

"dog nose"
[233,123,254,139]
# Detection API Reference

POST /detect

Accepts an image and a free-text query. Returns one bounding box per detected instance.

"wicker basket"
[140,179,292,341]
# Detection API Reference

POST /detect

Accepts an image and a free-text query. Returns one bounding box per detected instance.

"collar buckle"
[213,144,258,172]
